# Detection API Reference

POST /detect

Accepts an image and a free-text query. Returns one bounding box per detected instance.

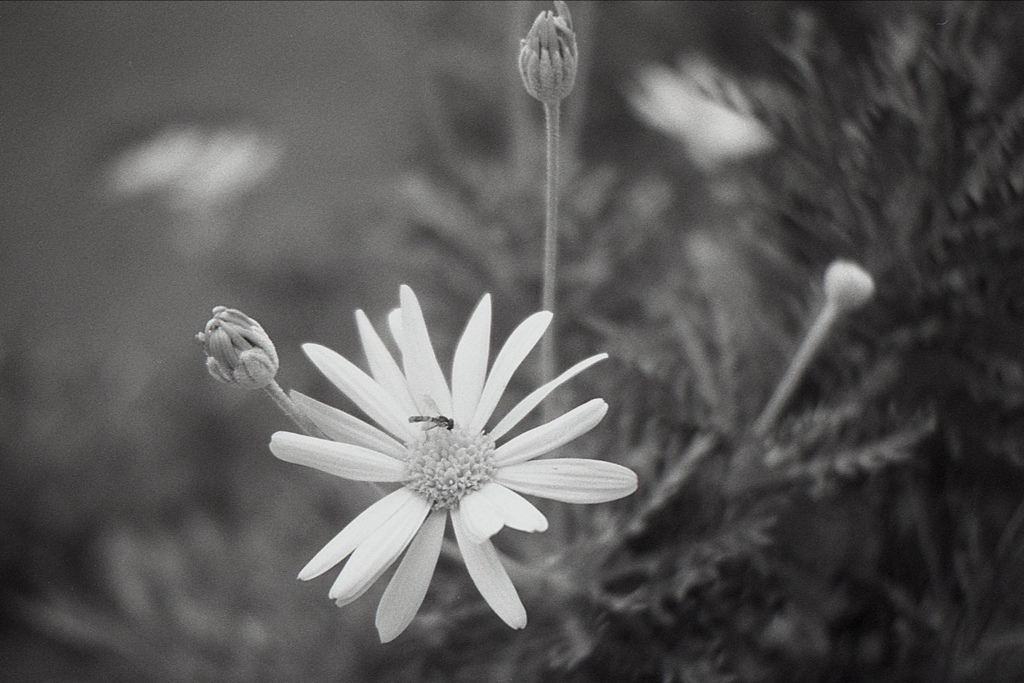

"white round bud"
[824,260,875,312]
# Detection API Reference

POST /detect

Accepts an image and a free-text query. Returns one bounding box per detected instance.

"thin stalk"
[753,302,840,435]
[540,100,561,395]
[266,380,386,496]
[264,380,328,440]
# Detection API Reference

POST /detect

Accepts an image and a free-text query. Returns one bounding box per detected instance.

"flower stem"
[753,301,840,435]
[540,100,560,393]
[264,380,327,440]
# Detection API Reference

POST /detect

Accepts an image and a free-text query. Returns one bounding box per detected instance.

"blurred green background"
[0,2,918,681]
[0,3,444,679]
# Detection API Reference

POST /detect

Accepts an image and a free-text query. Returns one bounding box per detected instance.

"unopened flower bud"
[519,0,577,104]
[197,306,279,389]
[824,260,875,312]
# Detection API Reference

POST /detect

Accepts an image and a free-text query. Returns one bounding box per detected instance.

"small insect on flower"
[408,415,455,431]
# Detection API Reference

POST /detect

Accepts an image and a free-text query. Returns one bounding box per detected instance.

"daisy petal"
[375,509,447,642]
[355,310,418,416]
[333,563,392,608]
[495,458,639,503]
[303,343,415,441]
[492,398,607,467]
[457,487,506,543]
[290,390,406,459]
[450,294,491,427]
[451,508,527,629]
[270,431,407,482]
[478,482,548,533]
[329,492,432,602]
[387,309,404,351]
[399,285,453,416]
[489,353,608,440]
[298,488,416,580]
[468,311,553,433]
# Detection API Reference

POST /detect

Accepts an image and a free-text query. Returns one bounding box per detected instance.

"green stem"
[753,301,840,435]
[263,380,327,440]
[541,100,560,394]
[265,380,386,496]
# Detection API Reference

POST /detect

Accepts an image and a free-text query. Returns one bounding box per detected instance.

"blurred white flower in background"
[103,123,283,254]
[106,124,283,209]
[628,56,775,170]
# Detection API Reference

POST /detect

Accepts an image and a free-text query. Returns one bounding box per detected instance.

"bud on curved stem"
[752,260,875,435]
[197,306,325,438]
[519,0,577,104]
[198,306,279,389]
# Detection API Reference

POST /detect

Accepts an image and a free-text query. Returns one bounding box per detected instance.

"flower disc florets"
[405,428,496,511]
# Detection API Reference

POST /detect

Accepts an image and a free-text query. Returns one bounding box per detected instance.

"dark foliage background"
[3,2,1024,681]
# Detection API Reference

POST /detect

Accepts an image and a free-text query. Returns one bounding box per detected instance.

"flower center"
[404,427,496,510]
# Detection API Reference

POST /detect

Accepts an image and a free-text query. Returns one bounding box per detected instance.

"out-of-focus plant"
[377,2,1024,682]
[18,2,1024,682]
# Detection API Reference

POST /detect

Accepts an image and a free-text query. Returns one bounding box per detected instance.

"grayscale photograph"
[2,2,1022,681]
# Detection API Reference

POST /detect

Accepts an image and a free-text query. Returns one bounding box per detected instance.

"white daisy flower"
[269,285,637,642]
[628,59,774,170]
